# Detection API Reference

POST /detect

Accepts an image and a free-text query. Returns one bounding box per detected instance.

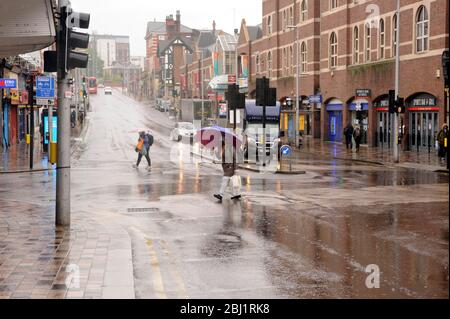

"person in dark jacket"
[344,123,354,150]
[134,131,152,169]
[437,124,448,162]
[214,141,241,202]
[353,126,362,152]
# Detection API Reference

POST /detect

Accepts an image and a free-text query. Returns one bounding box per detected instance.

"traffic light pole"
[56,0,71,226]
[393,0,401,163]
[28,75,35,170]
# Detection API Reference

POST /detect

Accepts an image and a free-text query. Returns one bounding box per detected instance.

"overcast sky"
[71,0,262,56]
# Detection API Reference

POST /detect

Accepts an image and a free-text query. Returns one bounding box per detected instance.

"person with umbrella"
[195,126,242,202]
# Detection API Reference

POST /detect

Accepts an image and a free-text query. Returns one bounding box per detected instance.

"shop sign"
[356,89,371,98]
[0,78,17,89]
[411,97,436,107]
[228,75,236,84]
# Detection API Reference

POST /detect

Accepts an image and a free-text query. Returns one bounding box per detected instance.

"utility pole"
[55,0,90,226]
[56,0,71,226]
[288,25,300,148]
[393,0,401,163]
[27,75,35,170]
[0,60,4,150]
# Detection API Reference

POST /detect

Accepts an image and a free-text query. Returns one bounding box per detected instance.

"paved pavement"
[0,89,448,299]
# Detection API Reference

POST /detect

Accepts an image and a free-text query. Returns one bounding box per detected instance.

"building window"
[416,6,429,53]
[392,14,398,57]
[289,7,294,25]
[256,54,260,74]
[330,32,338,69]
[301,0,308,22]
[283,48,288,76]
[268,51,272,78]
[353,26,359,64]
[365,23,371,62]
[330,0,338,10]
[379,19,385,59]
[301,42,307,73]
[268,15,273,35]
[282,11,287,31]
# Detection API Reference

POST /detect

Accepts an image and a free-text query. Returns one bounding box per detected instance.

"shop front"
[326,99,344,143]
[407,93,440,152]
[348,98,369,145]
[374,95,394,149]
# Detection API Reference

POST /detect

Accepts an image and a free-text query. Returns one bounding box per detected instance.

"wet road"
[1,88,448,299]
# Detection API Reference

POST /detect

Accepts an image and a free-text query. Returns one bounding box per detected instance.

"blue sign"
[43,116,58,145]
[36,76,55,99]
[281,145,292,157]
[309,95,323,104]
[0,78,17,89]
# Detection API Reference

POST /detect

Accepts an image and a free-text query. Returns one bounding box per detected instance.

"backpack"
[147,134,154,146]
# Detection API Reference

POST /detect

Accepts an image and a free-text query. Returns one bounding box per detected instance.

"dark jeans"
[136,148,151,167]
[345,136,352,149]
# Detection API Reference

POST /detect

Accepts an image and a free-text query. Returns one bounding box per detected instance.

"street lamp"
[195,50,205,127]
[287,25,300,148]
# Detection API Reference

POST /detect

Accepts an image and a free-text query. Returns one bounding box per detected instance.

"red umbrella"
[195,126,242,150]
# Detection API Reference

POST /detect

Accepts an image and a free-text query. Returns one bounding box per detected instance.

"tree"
[86,48,104,79]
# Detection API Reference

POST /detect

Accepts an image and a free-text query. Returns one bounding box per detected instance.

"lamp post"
[288,25,300,148]
[393,0,401,163]
[194,50,205,127]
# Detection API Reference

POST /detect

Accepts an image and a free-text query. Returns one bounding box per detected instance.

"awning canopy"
[0,0,56,57]
[208,75,230,91]
[349,98,369,111]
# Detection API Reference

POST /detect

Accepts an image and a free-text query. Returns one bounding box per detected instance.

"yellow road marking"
[159,239,189,299]
[146,239,167,299]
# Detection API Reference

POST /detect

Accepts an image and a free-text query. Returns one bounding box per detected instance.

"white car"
[170,122,195,142]
[104,87,112,95]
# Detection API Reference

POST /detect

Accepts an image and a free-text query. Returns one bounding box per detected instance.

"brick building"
[227,0,449,152]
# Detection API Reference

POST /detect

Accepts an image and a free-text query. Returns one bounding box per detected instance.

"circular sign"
[281,145,292,157]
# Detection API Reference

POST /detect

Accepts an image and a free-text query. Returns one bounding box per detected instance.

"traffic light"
[25,76,35,106]
[395,97,405,114]
[388,90,396,114]
[64,7,90,70]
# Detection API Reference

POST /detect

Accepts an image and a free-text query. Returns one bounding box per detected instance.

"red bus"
[88,77,97,94]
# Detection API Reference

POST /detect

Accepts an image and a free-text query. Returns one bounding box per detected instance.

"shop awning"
[208,75,230,91]
[349,98,369,111]
[0,0,56,57]
[326,99,343,111]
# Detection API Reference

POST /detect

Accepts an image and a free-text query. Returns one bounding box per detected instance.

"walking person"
[133,131,153,169]
[353,126,362,153]
[344,123,354,150]
[214,142,242,202]
[437,124,448,163]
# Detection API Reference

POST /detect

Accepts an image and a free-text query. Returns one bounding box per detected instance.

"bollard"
[26,134,31,145]
[50,142,57,165]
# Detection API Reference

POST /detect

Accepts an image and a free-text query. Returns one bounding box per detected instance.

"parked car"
[104,87,112,95]
[170,122,196,142]
[98,84,105,89]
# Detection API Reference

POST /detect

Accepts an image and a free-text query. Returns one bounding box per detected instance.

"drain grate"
[127,208,159,213]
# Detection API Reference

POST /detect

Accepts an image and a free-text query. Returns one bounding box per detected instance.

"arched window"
[379,19,385,59]
[267,15,272,35]
[353,26,359,64]
[416,6,429,53]
[283,47,287,76]
[392,14,398,57]
[289,7,294,26]
[256,54,260,74]
[301,42,307,73]
[268,51,272,78]
[282,11,287,31]
[330,32,338,69]
[301,0,308,22]
[365,23,371,62]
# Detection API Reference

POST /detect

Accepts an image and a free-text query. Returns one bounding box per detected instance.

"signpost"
[280,145,293,172]
[36,76,56,163]
[308,95,322,105]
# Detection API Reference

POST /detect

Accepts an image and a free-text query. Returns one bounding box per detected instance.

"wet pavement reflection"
[0,89,448,299]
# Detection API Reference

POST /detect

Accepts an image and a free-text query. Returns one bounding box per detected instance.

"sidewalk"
[296,138,449,172]
[0,120,88,174]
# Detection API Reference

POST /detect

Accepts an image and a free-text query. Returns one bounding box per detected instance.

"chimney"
[176,10,181,33]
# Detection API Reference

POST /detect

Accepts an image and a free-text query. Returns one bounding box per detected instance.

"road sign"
[308,95,322,104]
[37,98,55,106]
[36,76,55,99]
[281,145,292,157]
[0,78,17,89]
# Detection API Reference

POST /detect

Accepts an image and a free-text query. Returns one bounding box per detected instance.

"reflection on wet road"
[2,89,446,299]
